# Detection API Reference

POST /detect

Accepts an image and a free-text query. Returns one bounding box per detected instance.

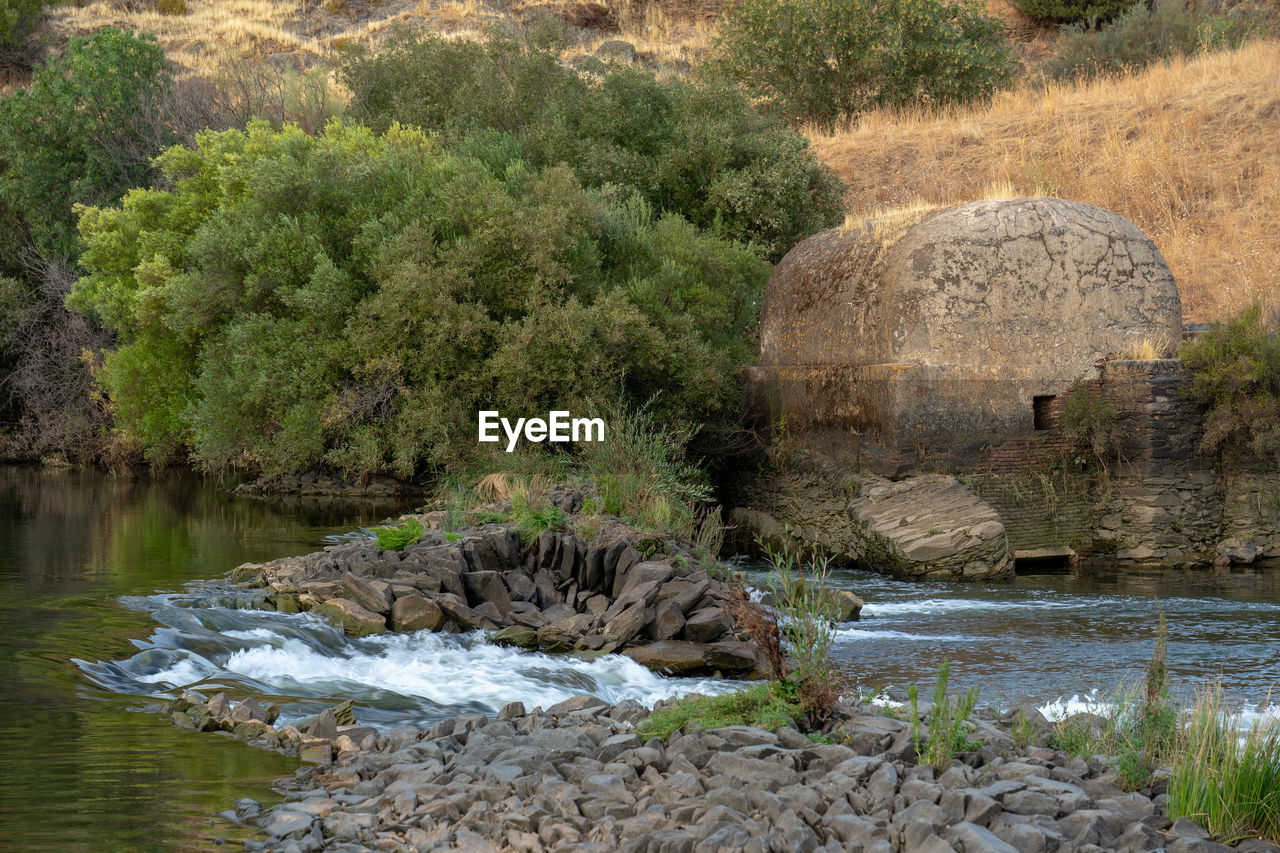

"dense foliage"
[711,0,1014,128]
[0,29,176,459]
[340,32,844,261]
[1038,0,1271,80]
[68,121,771,477]
[1180,304,1280,462]
[0,0,45,65]
[1012,0,1136,24]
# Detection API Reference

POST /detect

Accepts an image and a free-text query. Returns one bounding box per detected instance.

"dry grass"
[809,40,1280,323]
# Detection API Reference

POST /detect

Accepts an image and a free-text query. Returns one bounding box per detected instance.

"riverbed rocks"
[193,693,1275,853]
[235,512,783,677]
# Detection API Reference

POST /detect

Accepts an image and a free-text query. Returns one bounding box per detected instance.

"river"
[2,465,1279,850]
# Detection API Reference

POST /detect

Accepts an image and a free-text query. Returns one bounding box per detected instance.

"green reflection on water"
[0,465,408,851]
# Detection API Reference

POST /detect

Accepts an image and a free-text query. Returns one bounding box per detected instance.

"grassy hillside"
[42,0,717,76]
[809,40,1280,323]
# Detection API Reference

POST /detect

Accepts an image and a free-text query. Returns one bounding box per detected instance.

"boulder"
[644,598,686,641]
[435,593,499,630]
[1216,537,1261,565]
[681,606,728,642]
[615,561,675,600]
[341,572,393,615]
[820,588,864,622]
[389,593,444,632]
[313,598,386,637]
[623,640,758,674]
[603,602,648,646]
[463,571,512,616]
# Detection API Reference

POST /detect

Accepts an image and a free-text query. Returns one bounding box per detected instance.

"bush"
[1013,0,1136,24]
[1039,0,1270,80]
[1060,376,1121,473]
[68,121,771,477]
[0,29,177,462]
[711,0,1014,128]
[761,539,842,716]
[1179,303,1280,463]
[0,0,45,66]
[340,31,844,261]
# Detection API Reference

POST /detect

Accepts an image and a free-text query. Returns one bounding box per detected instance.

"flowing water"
[4,465,1280,850]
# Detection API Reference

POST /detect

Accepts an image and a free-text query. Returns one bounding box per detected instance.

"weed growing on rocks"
[908,660,981,770]
[636,683,804,740]
[1170,684,1280,843]
[761,539,842,717]
[372,517,424,550]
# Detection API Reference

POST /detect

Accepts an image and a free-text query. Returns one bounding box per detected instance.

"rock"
[1216,537,1261,564]
[595,39,636,63]
[546,695,608,715]
[492,625,538,648]
[435,592,499,630]
[616,561,675,600]
[341,572,392,615]
[299,743,333,764]
[389,593,444,632]
[623,640,758,674]
[645,598,686,641]
[943,821,1020,853]
[680,607,728,642]
[705,752,800,792]
[603,601,648,646]
[563,1,615,28]
[207,692,231,718]
[820,588,863,622]
[307,709,339,740]
[231,696,267,723]
[463,571,512,616]
[1170,817,1211,839]
[313,598,386,637]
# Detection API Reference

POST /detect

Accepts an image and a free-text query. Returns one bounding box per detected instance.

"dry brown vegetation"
[42,0,716,75]
[809,40,1280,323]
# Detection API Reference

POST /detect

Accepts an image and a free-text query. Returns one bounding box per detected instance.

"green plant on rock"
[1061,376,1121,475]
[711,0,1014,128]
[761,538,842,716]
[908,660,982,770]
[636,683,804,740]
[1180,303,1280,464]
[374,517,424,550]
[510,490,569,544]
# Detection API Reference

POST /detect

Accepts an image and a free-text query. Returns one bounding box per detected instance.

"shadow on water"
[0,465,411,852]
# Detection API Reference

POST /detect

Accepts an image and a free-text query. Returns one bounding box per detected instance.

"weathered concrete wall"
[746,197,1182,470]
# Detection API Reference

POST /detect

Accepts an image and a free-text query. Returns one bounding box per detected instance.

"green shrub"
[0,0,45,65]
[636,683,804,740]
[908,660,982,770]
[711,0,1014,128]
[69,121,768,477]
[373,517,424,550]
[761,539,842,715]
[0,28,173,264]
[340,31,844,261]
[1061,376,1121,473]
[510,490,569,544]
[1013,0,1136,24]
[1180,303,1280,462]
[1039,0,1270,80]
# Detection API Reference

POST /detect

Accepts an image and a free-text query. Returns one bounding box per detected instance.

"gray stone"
[389,593,444,632]
[312,597,386,637]
[603,601,648,646]
[705,752,800,792]
[463,570,512,616]
[646,598,686,641]
[680,607,728,643]
[341,572,392,615]
[943,821,1021,853]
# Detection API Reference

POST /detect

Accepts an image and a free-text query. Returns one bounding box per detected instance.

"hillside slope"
[810,40,1280,323]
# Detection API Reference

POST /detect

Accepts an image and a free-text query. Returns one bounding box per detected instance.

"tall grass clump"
[908,660,981,770]
[373,517,424,550]
[761,539,841,716]
[510,487,569,544]
[572,399,713,538]
[1169,687,1280,843]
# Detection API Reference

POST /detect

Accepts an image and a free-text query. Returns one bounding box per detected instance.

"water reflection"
[0,465,408,852]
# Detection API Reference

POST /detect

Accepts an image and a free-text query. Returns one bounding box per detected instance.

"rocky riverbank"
[230,504,858,676]
[169,689,1277,853]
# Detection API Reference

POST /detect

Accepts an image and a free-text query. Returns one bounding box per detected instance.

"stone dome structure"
[747,197,1183,470]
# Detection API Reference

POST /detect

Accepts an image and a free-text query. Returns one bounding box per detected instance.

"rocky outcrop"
[179,693,1261,853]
[732,460,1013,580]
[235,514,767,676]
[849,475,1013,580]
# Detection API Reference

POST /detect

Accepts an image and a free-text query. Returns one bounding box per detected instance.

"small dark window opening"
[1033,395,1055,431]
